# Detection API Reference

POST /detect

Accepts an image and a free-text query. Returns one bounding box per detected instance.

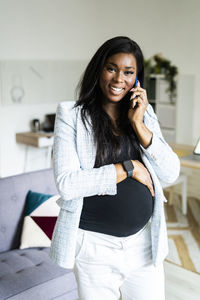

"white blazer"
[49,101,180,269]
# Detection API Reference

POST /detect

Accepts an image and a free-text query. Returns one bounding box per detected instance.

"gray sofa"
[0,168,78,300]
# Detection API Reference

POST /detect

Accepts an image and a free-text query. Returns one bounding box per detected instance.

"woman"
[49,36,180,300]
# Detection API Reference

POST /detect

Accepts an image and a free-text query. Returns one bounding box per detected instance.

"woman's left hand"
[128,80,149,126]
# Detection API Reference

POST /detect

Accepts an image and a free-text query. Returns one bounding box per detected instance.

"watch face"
[124,160,134,172]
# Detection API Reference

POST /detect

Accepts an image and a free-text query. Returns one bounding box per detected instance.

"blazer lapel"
[76,110,96,169]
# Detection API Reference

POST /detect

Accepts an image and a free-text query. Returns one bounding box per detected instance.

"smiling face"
[99,52,137,105]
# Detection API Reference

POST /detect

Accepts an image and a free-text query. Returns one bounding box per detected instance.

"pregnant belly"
[115,177,154,219]
[81,177,154,236]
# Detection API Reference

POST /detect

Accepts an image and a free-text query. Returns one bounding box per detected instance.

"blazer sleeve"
[53,103,117,202]
[140,104,180,184]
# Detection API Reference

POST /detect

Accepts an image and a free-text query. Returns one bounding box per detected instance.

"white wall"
[0,0,200,177]
[0,101,75,177]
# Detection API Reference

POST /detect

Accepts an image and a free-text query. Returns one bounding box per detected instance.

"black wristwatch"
[122,160,134,177]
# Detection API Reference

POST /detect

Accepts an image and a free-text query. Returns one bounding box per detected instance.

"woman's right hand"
[131,160,155,197]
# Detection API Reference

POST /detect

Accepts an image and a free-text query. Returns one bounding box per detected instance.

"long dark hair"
[74,36,145,166]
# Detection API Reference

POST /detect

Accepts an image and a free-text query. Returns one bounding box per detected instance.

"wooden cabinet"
[147,74,194,144]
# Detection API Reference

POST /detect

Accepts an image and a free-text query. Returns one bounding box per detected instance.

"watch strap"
[122,160,134,177]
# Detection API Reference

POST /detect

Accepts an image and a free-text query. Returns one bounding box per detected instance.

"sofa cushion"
[0,248,78,299]
[0,168,58,252]
[20,191,60,249]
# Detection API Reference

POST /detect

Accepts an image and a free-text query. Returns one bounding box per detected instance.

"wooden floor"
[164,260,200,300]
[164,194,200,299]
[164,195,200,275]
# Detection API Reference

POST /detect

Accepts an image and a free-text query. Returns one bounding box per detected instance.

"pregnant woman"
[49,36,180,300]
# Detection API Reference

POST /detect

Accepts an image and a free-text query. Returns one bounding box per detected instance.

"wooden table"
[164,143,200,215]
[16,131,54,171]
[169,143,200,170]
[16,131,54,148]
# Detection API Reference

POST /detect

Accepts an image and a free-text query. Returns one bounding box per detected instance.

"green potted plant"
[144,53,178,103]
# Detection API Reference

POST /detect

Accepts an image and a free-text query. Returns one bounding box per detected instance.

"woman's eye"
[106,66,115,72]
[124,71,134,75]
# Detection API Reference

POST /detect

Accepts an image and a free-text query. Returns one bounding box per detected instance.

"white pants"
[73,218,165,300]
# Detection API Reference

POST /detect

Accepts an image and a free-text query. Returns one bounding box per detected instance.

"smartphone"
[134,75,138,88]
[129,75,138,93]
[129,75,138,107]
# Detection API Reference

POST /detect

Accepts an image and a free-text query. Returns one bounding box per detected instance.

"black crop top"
[79,135,154,237]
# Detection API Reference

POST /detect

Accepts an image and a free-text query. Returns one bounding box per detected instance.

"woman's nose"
[113,71,124,82]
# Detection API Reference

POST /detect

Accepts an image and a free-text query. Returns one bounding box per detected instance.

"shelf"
[16,131,54,148]
[161,127,175,131]
[149,74,165,79]
[157,102,176,106]
[146,74,194,144]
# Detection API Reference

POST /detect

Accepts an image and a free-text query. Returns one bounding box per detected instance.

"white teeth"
[111,86,123,92]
